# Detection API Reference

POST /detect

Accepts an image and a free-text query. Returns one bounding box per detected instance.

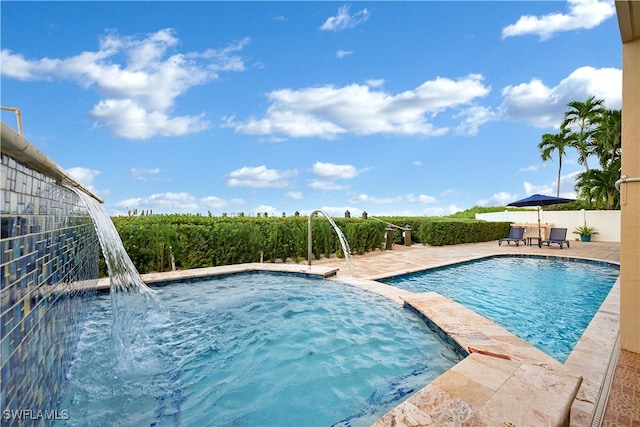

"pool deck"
[126,240,638,426]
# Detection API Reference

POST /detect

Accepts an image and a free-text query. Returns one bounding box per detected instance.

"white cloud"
[196,37,251,73]
[226,165,298,188]
[114,192,244,213]
[200,196,231,209]
[90,99,209,139]
[116,192,199,212]
[130,167,161,181]
[519,165,539,173]
[233,75,490,139]
[308,180,346,191]
[320,5,370,31]
[502,0,615,40]
[312,162,359,180]
[349,193,437,205]
[454,105,495,136]
[0,50,58,80]
[447,205,463,215]
[1,29,249,139]
[422,205,461,217]
[336,50,352,59]
[66,167,101,189]
[500,66,621,128]
[307,162,362,191]
[254,205,279,215]
[413,161,422,167]
[232,111,347,139]
[558,172,581,198]
[350,194,401,204]
[477,191,518,207]
[522,171,580,199]
[407,194,437,204]
[285,191,303,200]
[523,182,554,197]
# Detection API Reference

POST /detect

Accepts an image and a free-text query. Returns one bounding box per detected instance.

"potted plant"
[573,225,599,242]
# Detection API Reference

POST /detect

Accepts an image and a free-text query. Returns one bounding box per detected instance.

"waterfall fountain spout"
[307,209,353,273]
[71,187,155,297]
[70,186,160,370]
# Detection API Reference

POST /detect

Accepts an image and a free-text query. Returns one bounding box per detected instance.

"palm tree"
[538,124,575,197]
[574,160,621,210]
[591,108,622,169]
[563,96,605,171]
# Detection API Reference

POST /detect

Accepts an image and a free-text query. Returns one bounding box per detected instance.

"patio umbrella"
[507,194,574,242]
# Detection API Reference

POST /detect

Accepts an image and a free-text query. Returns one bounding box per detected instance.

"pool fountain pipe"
[307,209,353,273]
[1,120,103,203]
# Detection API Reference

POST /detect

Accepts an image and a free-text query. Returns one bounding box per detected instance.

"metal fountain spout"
[307,209,353,273]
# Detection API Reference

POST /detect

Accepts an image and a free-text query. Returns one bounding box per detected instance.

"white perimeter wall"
[476,210,620,242]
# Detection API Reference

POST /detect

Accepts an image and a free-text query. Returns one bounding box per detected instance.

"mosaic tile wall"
[1,153,100,426]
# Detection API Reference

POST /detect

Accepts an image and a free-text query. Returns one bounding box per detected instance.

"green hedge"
[369,216,510,246]
[416,218,510,246]
[107,214,511,274]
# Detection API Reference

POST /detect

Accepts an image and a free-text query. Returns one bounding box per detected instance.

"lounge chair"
[539,227,570,249]
[499,227,525,246]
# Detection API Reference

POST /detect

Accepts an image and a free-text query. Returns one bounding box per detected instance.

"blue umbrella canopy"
[507,194,575,207]
[506,194,574,241]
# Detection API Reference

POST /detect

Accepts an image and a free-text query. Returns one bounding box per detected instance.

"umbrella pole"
[537,206,542,245]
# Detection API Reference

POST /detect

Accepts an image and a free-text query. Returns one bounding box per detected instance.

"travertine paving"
[123,239,636,427]
[313,240,628,427]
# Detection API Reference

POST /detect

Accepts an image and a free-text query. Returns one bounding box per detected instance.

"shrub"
[107,214,509,274]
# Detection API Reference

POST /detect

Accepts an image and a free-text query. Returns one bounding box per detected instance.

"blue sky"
[1,1,622,217]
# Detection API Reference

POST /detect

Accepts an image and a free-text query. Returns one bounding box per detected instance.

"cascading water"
[71,187,162,370]
[308,209,353,273]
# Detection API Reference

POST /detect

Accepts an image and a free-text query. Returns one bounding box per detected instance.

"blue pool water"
[57,273,461,426]
[382,256,619,362]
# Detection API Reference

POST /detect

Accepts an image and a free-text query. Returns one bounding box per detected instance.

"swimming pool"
[381,256,619,363]
[57,273,461,426]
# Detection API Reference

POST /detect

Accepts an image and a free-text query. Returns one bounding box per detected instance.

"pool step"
[373,292,585,426]
[373,352,582,426]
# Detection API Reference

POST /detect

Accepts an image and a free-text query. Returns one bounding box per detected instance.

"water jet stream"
[307,209,353,274]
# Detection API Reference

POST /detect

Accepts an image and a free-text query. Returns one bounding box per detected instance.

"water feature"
[70,187,160,368]
[382,256,619,362]
[58,273,461,426]
[307,209,353,273]
[60,195,460,425]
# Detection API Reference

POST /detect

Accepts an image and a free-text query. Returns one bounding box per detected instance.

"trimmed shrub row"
[109,214,511,274]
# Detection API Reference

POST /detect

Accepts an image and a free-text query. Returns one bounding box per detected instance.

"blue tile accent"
[403,302,469,358]
[1,153,101,426]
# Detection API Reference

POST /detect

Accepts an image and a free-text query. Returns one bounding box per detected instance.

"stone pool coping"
[373,284,618,426]
[97,242,620,427]
[332,251,620,427]
[95,263,339,290]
